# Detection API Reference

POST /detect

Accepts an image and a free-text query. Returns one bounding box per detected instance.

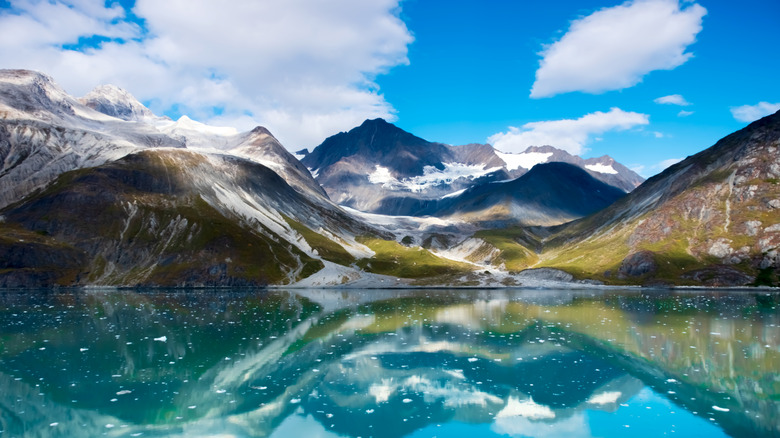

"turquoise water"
[0,288,777,437]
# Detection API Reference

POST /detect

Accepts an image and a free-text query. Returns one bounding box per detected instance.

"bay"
[0,288,777,437]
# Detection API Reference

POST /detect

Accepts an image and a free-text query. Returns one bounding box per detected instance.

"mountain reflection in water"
[0,288,777,437]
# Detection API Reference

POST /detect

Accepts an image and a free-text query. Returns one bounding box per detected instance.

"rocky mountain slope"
[463,111,780,287]
[301,118,643,215]
[1,148,382,287]
[1,69,777,288]
[0,70,473,287]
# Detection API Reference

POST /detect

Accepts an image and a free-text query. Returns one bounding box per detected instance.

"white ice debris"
[585,163,618,174]
[153,336,167,342]
[496,397,556,420]
[587,391,622,405]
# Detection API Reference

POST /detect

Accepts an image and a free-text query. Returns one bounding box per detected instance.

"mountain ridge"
[301,117,644,216]
[1,69,777,288]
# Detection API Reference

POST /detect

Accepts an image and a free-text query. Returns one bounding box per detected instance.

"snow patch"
[496,151,552,171]
[585,163,618,174]
[442,189,466,199]
[367,163,501,192]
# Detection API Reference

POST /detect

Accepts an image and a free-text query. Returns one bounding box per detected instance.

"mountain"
[463,111,780,286]
[301,118,643,216]
[1,148,380,286]
[0,70,471,287]
[79,84,157,122]
[0,70,184,209]
[434,162,627,227]
[2,69,777,288]
[0,70,323,209]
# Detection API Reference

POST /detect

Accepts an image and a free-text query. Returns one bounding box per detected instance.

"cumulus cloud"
[487,108,649,155]
[654,94,690,105]
[530,0,706,98]
[730,102,780,123]
[0,0,413,149]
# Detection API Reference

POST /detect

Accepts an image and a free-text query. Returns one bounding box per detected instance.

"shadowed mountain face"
[302,118,454,178]
[0,289,775,437]
[433,162,627,226]
[301,118,642,216]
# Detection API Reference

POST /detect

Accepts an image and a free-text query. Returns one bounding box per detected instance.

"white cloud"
[677,110,694,117]
[654,94,691,105]
[487,108,649,155]
[530,0,706,98]
[730,102,780,123]
[0,0,413,149]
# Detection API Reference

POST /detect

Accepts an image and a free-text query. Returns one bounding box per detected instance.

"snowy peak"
[79,84,155,122]
[0,69,80,120]
[304,119,644,215]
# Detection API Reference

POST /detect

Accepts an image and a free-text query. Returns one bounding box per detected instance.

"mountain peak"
[361,117,389,125]
[0,69,78,118]
[79,84,155,122]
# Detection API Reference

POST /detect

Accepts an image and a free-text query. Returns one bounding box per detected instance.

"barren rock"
[618,250,656,278]
[708,239,733,258]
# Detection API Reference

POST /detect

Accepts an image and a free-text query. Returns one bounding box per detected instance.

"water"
[0,288,777,437]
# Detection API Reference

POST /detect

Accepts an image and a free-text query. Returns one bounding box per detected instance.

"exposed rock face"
[541,110,780,286]
[515,268,575,282]
[618,251,657,278]
[681,266,755,287]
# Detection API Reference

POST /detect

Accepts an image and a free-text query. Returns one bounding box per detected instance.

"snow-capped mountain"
[300,118,644,216]
[79,84,158,122]
[0,70,388,287]
[0,70,324,209]
[2,69,775,288]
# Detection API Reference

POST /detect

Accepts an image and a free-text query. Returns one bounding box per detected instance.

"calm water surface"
[0,288,778,437]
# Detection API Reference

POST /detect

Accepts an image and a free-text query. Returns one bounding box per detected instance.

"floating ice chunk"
[402,398,412,403]
[117,390,132,395]
[496,396,555,420]
[467,357,478,362]
[153,336,167,342]
[713,406,729,412]
[80,348,89,352]
[290,398,301,404]
[587,391,622,405]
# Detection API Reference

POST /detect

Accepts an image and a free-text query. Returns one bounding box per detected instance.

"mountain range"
[0,69,778,288]
[300,118,643,217]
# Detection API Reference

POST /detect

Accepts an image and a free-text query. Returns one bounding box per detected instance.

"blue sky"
[0,0,778,176]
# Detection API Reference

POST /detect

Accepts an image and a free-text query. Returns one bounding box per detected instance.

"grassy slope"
[355,237,473,281]
[2,151,325,286]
